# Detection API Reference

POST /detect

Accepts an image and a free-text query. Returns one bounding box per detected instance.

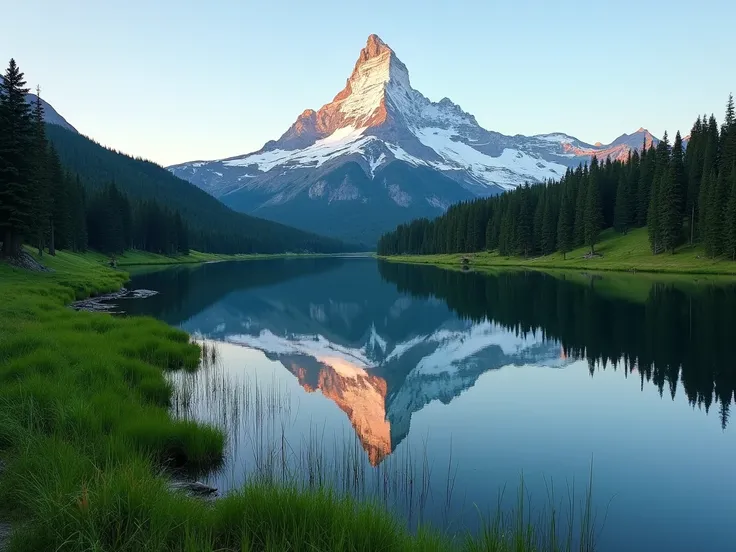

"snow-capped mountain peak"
[168,35,658,245]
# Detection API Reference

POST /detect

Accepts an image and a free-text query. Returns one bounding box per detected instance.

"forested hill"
[378,95,736,261]
[44,124,356,254]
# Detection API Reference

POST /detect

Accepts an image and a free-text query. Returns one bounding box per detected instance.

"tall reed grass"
[169,338,603,551]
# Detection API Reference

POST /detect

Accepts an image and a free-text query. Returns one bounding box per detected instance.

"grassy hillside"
[383,227,736,276]
[45,124,356,253]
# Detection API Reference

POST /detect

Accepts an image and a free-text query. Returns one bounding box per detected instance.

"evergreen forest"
[378,96,736,259]
[0,59,351,258]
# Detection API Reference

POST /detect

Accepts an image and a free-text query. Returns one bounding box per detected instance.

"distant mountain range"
[168,35,660,244]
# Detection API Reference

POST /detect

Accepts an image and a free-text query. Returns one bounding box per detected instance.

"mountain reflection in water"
[122,258,736,552]
[124,258,736,466]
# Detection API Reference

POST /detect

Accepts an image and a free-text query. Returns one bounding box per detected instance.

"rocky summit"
[168,35,658,245]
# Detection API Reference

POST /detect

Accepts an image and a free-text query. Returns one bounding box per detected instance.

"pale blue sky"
[2,0,734,166]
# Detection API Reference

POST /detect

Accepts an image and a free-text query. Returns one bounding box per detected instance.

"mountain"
[169,35,659,244]
[0,76,78,133]
[44,124,356,253]
[30,90,77,133]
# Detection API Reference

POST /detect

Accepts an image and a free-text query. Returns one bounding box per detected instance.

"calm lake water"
[122,258,736,552]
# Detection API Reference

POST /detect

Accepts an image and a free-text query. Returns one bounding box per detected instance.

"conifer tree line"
[0,59,191,258]
[378,95,736,259]
[1,58,351,258]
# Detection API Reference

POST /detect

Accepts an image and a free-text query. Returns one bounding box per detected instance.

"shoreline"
[26,248,368,270]
[379,254,736,277]
[378,228,736,278]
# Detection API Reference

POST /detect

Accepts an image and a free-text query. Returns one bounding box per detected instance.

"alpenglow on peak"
[168,35,658,245]
[271,34,413,148]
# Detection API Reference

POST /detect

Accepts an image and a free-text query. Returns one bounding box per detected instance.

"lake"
[121,258,736,552]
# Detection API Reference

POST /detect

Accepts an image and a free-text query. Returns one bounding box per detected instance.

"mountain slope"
[170,35,659,244]
[0,75,78,132]
[44,124,355,253]
[31,91,77,132]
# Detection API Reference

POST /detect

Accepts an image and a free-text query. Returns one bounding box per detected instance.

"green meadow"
[383,227,736,276]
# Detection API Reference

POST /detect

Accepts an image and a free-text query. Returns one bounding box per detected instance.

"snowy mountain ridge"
[168,35,658,244]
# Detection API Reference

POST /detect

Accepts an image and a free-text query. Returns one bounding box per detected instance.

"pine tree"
[685,117,704,243]
[0,58,33,256]
[47,144,69,255]
[584,157,603,254]
[557,182,573,259]
[533,190,545,255]
[484,217,493,251]
[627,150,640,227]
[721,95,736,176]
[698,171,711,247]
[175,211,189,254]
[648,173,661,253]
[541,188,556,255]
[30,88,50,255]
[707,170,729,257]
[455,209,467,253]
[637,142,656,227]
[726,94,735,128]
[516,185,533,257]
[648,133,671,254]
[659,132,685,253]
[573,165,587,245]
[725,167,736,260]
[70,175,87,251]
[614,171,629,234]
[703,115,720,174]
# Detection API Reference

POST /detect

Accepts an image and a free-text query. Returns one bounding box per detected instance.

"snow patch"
[413,127,567,188]
[228,330,371,371]
[368,153,386,177]
[426,196,450,210]
[368,323,387,353]
[387,184,411,207]
[533,133,576,144]
[224,126,376,172]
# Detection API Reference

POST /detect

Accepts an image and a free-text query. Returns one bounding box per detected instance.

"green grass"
[383,228,736,276]
[0,250,597,551]
[25,247,344,268]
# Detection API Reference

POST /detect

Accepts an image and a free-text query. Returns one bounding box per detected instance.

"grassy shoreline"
[380,228,736,276]
[0,250,596,551]
[30,248,357,268]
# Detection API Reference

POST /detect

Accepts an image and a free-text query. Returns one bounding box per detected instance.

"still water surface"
[122,258,736,552]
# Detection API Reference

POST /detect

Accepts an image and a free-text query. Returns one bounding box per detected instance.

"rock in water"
[169,480,218,497]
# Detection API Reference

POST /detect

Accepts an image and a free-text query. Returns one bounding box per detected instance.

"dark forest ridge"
[0,58,356,260]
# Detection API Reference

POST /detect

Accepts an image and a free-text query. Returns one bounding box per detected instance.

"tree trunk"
[690,206,695,245]
[11,234,23,257]
[49,222,56,256]
[0,230,11,258]
[37,231,43,258]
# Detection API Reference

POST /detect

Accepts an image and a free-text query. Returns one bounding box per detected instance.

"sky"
[2,0,734,167]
